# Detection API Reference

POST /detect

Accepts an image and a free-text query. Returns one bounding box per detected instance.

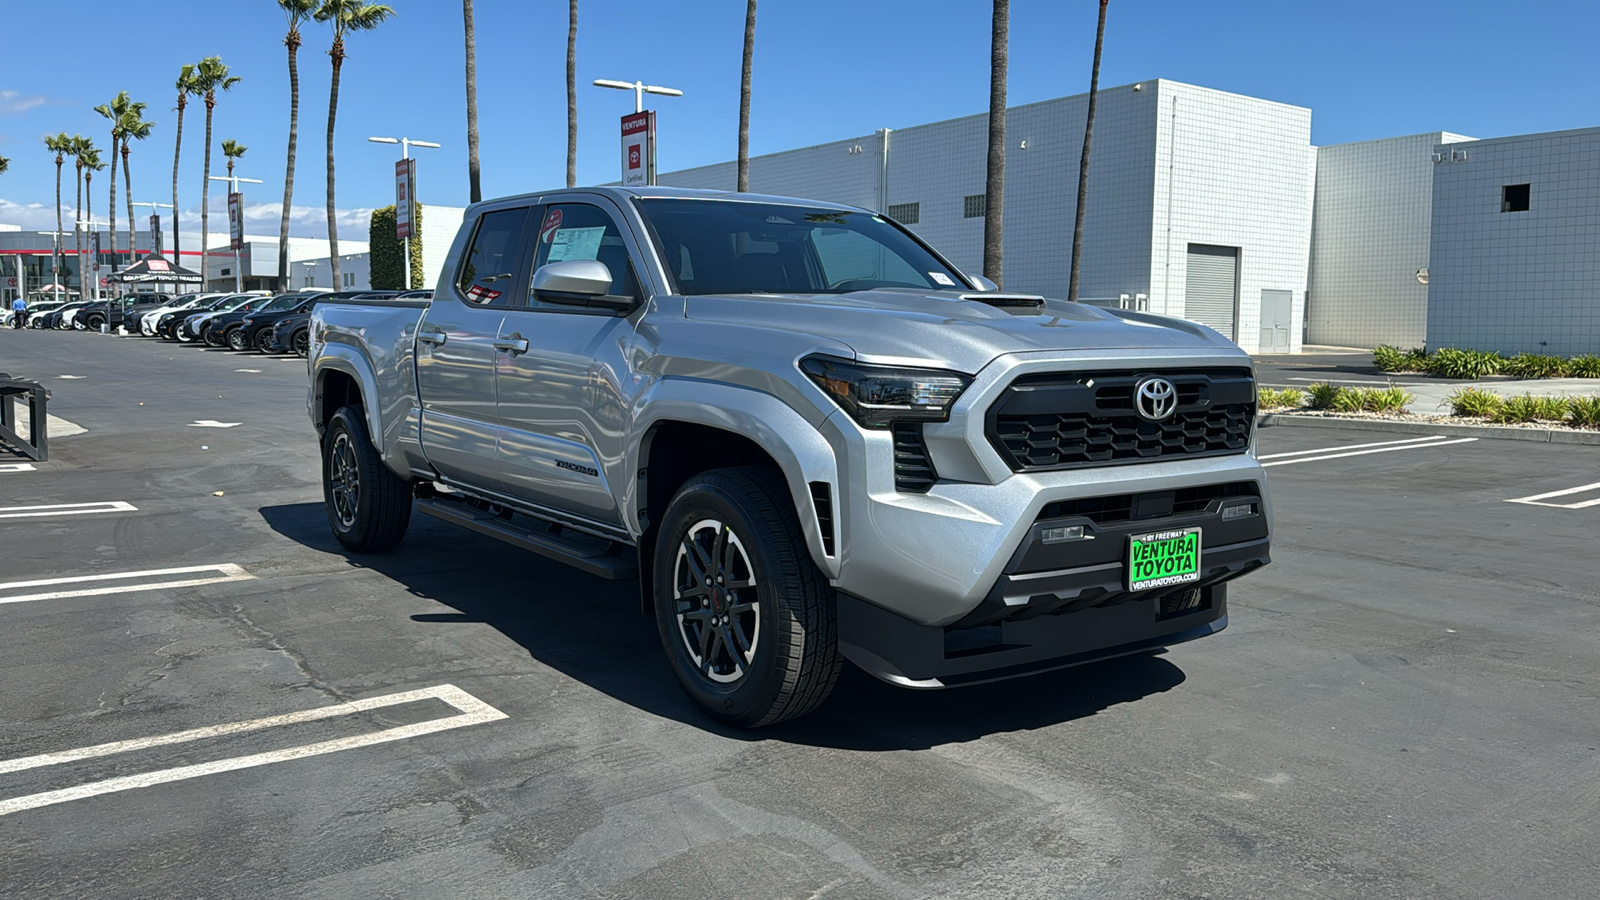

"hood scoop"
[958,291,1046,313]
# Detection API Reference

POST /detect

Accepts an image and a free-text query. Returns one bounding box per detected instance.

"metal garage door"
[1184,244,1238,340]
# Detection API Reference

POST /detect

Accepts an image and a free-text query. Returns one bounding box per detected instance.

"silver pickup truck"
[310,186,1271,727]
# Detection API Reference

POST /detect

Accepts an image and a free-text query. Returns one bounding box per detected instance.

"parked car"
[310,186,1272,727]
[139,293,233,335]
[23,300,71,328]
[209,293,313,348]
[264,292,400,356]
[176,294,267,343]
[40,301,92,330]
[231,290,381,352]
[74,295,169,331]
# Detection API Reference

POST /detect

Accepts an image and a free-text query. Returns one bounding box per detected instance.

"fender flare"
[311,346,384,448]
[629,379,842,580]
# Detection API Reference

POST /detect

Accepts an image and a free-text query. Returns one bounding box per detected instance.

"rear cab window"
[455,207,531,307]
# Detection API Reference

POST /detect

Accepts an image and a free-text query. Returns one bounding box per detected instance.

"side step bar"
[415,496,638,580]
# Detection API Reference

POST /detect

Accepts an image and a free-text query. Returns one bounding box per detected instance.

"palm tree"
[279,0,319,290]
[172,64,200,269]
[0,156,7,174]
[737,0,757,192]
[1068,0,1109,303]
[45,134,72,300]
[119,108,155,261]
[982,0,1007,287]
[565,0,577,189]
[82,147,106,298]
[94,92,139,268]
[464,0,482,201]
[72,136,90,289]
[193,57,242,285]
[315,0,396,286]
[223,139,248,179]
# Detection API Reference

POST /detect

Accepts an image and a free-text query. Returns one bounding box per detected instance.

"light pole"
[132,201,176,294]
[76,218,109,301]
[208,173,264,292]
[592,79,683,114]
[35,229,74,303]
[368,136,440,291]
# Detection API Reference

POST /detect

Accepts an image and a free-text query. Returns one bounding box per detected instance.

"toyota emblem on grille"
[1134,376,1178,421]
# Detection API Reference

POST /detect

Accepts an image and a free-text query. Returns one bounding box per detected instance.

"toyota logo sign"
[1134,376,1178,421]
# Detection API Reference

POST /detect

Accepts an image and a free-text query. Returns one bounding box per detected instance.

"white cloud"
[0,91,48,115]
[0,196,376,239]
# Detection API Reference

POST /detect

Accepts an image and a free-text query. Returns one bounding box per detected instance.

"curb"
[1257,413,1600,446]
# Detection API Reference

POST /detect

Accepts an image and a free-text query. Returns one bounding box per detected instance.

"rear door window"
[455,207,531,307]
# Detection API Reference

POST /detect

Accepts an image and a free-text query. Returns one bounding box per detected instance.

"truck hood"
[682,288,1240,372]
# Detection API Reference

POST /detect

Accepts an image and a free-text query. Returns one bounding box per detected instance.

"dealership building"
[657,79,1599,356]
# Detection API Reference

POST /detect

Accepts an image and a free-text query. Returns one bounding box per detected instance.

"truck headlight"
[800,355,971,429]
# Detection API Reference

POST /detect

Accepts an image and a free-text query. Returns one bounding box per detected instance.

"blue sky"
[1,0,1597,238]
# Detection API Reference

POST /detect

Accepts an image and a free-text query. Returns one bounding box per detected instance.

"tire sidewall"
[322,409,379,547]
[653,477,789,725]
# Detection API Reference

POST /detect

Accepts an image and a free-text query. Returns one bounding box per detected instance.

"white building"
[658,79,1315,354]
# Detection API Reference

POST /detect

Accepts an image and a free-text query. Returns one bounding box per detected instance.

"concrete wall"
[1147,80,1314,353]
[1307,133,1474,348]
[1426,127,1600,356]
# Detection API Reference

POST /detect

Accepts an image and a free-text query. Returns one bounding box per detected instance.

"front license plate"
[1127,527,1202,592]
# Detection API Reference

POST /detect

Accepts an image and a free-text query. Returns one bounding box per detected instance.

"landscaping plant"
[1306,381,1341,410]
[1447,387,1504,418]
[1567,396,1600,428]
[1427,347,1503,379]
[1493,394,1570,424]
[1501,354,1568,379]
[1256,387,1306,410]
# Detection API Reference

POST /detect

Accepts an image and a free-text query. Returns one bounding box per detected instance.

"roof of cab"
[464,185,866,218]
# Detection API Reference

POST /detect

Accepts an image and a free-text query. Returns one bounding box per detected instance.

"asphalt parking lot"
[2,329,1597,899]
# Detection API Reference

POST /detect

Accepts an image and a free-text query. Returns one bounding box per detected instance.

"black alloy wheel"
[291,329,310,357]
[322,406,412,552]
[652,467,841,728]
[226,327,250,350]
[253,328,275,353]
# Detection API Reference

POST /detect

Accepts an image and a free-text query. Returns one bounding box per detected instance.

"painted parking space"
[0,500,137,519]
[0,684,507,817]
[1259,434,1478,467]
[1506,481,1600,510]
[0,564,255,606]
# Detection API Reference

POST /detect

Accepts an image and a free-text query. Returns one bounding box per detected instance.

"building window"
[1502,183,1530,213]
[887,202,920,224]
[962,195,986,218]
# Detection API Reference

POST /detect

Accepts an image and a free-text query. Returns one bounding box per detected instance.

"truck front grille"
[987,369,1254,472]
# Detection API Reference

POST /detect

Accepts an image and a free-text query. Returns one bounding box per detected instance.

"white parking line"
[0,684,507,816]
[1262,437,1478,467]
[1506,481,1600,510]
[0,564,254,605]
[1258,435,1451,460]
[0,501,137,519]
[0,463,37,473]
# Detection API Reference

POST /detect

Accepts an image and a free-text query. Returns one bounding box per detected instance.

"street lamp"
[592,79,683,114]
[76,218,109,301]
[34,229,75,303]
[208,174,264,292]
[132,201,176,294]
[368,136,440,290]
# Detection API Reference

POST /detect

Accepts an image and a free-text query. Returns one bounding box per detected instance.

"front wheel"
[653,467,841,728]
[253,329,275,353]
[322,406,412,552]
[226,327,249,351]
[291,329,310,358]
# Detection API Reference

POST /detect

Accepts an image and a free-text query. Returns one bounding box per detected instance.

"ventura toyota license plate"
[1127,527,1202,592]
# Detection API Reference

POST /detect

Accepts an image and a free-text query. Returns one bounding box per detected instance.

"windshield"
[635,199,967,296]
[214,296,252,312]
[259,296,298,312]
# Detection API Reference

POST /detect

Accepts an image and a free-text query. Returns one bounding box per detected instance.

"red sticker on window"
[539,207,563,244]
[480,289,501,302]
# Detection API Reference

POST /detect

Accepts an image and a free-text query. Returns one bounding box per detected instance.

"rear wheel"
[322,406,412,552]
[652,467,841,728]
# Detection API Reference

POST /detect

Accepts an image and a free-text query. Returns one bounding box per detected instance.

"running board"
[415,497,638,580]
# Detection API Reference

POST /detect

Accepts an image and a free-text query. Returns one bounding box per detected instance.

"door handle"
[481,272,514,283]
[493,333,530,355]
[417,328,448,346]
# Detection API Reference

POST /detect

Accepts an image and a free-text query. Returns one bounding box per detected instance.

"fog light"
[1041,525,1086,543]
[1221,503,1258,521]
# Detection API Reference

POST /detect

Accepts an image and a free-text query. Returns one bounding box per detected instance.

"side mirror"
[531,259,634,312]
[967,274,999,292]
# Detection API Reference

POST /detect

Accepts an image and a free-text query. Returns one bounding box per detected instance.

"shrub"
[1363,385,1413,413]
[1305,381,1341,410]
[1568,396,1600,428]
[1401,348,1431,371]
[1566,355,1600,379]
[1257,387,1306,410]
[1373,345,1404,372]
[1493,394,1570,424]
[1501,354,1567,379]
[1448,387,1504,418]
[1427,347,1503,379]
[1330,389,1365,413]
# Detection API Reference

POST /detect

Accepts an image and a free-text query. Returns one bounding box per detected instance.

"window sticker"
[929,272,956,286]
[464,284,502,303]
[546,226,607,263]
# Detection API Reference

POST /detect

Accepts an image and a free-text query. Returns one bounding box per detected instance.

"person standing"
[10,295,26,329]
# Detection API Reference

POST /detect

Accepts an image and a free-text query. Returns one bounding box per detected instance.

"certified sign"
[228,192,244,251]
[395,159,416,239]
[620,111,655,187]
